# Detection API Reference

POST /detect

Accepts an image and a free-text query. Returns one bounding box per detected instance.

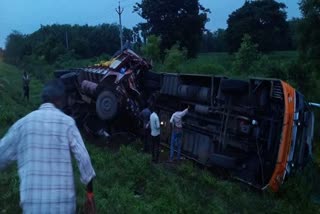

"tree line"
[3,0,319,70]
[4,24,135,65]
[201,0,301,53]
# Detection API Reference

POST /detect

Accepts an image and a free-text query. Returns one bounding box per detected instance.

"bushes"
[21,54,54,83]
[162,44,187,72]
[54,52,110,69]
[0,106,16,125]
[278,163,320,212]
[141,35,161,63]
[246,55,289,79]
[179,61,227,75]
[232,34,260,75]
[154,45,227,75]
[286,61,318,98]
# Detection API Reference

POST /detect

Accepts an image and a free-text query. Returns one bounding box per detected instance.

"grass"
[0,59,43,134]
[0,59,43,213]
[156,51,299,77]
[0,54,320,213]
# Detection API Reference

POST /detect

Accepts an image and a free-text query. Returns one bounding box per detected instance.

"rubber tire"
[197,87,210,103]
[54,70,73,78]
[96,90,118,120]
[60,72,78,92]
[178,85,188,97]
[178,85,199,99]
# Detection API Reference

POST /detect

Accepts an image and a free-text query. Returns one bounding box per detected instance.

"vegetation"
[201,29,227,53]
[291,0,320,100]
[232,34,259,75]
[4,24,134,65]
[162,44,187,71]
[1,0,320,212]
[141,35,161,63]
[298,0,320,71]
[134,0,210,57]
[0,58,319,213]
[226,0,291,53]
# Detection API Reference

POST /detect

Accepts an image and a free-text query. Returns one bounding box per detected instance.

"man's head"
[41,79,66,109]
[149,105,159,114]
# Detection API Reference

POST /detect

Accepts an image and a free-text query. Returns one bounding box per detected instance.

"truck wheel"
[197,87,210,103]
[60,72,77,92]
[96,90,118,120]
[178,85,199,99]
[54,70,74,78]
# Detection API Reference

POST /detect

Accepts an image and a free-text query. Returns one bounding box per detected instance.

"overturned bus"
[55,49,315,192]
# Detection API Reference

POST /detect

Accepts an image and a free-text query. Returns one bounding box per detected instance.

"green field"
[0,54,320,213]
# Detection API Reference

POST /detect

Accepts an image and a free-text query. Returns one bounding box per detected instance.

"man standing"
[0,79,96,213]
[149,106,160,163]
[139,106,151,152]
[22,71,30,101]
[169,106,189,162]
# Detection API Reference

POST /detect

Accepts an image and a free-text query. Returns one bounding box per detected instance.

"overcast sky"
[0,0,301,48]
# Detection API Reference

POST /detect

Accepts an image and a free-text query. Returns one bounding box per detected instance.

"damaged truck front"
[54,50,153,135]
[55,50,315,192]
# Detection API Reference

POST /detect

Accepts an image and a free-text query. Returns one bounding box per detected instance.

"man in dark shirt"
[139,106,151,152]
[22,71,30,101]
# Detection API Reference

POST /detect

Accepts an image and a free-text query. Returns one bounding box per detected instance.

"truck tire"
[60,72,77,92]
[96,90,118,120]
[54,70,74,78]
[197,87,210,103]
[178,85,199,99]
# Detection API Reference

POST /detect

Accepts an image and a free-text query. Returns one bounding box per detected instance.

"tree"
[298,0,320,66]
[141,35,161,63]
[288,18,301,50]
[0,48,4,58]
[212,29,227,52]
[4,31,27,65]
[163,44,187,71]
[293,0,320,98]
[200,29,227,53]
[226,0,291,53]
[132,26,143,53]
[200,30,215,52]
[3,24,135,64]
[134,0,210,57]
[232,34,260,75]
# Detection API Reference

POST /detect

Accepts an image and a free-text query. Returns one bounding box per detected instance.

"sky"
[0,0,301,48]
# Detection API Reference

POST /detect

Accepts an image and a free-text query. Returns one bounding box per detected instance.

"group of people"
[139,105,189,163]
[0,75,189,213]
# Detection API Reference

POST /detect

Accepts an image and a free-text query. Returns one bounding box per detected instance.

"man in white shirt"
[169,106,189,162]
[0,79,96,213]
[149,106,160,163]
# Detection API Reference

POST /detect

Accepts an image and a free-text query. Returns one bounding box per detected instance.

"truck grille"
[271,81,283,100]
[81,67,109,83]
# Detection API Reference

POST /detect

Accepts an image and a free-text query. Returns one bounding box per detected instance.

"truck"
[54,49,315,192]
